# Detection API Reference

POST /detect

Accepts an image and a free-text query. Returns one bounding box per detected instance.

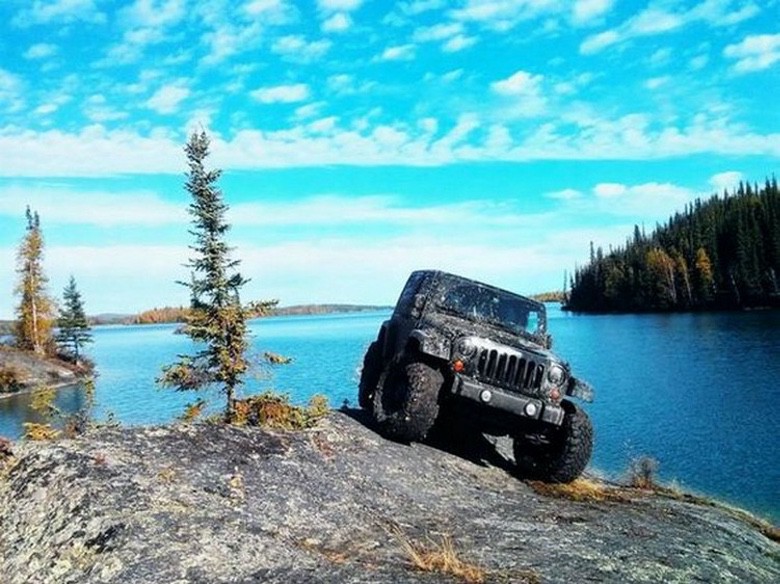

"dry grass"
[528,478,631,503]
[394,531,487,584]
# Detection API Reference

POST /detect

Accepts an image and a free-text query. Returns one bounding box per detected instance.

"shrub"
[231,392,329,430]
[0,366,22,393]
[628,456,659,489]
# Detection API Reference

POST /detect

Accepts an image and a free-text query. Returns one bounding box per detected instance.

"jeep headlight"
[547,364,566,386]
[455,337,477,358]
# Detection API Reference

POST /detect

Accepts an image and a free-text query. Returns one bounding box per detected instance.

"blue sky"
[0,0,778,317]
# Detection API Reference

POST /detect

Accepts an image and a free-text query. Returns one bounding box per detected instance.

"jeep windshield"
[435,280,546,339]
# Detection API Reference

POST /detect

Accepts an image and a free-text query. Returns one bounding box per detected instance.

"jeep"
[359,270,594,483]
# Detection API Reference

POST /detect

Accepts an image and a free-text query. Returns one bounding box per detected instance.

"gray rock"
[0,411,777,583]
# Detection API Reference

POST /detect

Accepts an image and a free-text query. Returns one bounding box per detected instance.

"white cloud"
[645,76,671,90]
[546,188,583,200]
[12,0,106,26]
[0,111,778,177]
[443,35,477,52]
[572,0,615,26]
[491,70,543,96]
[24,43,59,59]
[724,34,780,73]
[590,181,697,217]
[413,23,463,42]
[580,1,762,55]
[0,186,186,226]
[123,0,185,28]
[272,35,331,61]
[145,83,190,114]
[317,0,363,11]
[594,183,627,198]
[450,0,561,31]
[251,83,310,104]
[321,12,351,32]
[580,29,620,54]
[378,44,416,61]
[243,0,298,21]
[491,70,547,118]
[709,171,743,193]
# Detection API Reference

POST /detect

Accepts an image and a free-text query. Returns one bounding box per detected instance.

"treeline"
[566,178,780,312]
[134,306,190,324]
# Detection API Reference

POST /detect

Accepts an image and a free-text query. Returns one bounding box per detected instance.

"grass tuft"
[394,530,487,584]
[528,477,632,503]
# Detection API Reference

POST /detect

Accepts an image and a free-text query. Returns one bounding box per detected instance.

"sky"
[0,0,778,318]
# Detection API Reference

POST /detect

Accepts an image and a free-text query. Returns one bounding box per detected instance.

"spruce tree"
[56,276,93,365]
[159,131,249,420]
[14,207,55,355]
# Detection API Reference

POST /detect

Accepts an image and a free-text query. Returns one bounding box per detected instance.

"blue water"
[1,308,778,523]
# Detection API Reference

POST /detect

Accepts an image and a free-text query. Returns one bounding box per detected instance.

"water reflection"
[0,383,89,437]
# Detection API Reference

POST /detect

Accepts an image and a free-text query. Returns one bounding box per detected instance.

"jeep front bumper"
[451,376,565,426]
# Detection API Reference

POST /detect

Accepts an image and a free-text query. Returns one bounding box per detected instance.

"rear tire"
[373,358,442,442]
[513,401,593,483]
[358,341,382,410]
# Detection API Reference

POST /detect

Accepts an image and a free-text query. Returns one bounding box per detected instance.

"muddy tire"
[373,358,442,442]
[358,341,382,410]
[513,401,593,483]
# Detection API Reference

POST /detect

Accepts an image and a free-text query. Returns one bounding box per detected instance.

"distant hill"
[269,304,392,317]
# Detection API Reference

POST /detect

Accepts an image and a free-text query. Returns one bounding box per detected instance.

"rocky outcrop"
[0,346,81,392]
[0,411,777,583]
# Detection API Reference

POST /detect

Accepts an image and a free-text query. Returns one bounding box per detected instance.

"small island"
[1,210,93,396]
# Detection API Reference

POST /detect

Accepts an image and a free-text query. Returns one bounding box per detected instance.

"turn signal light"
[453,360,465,372]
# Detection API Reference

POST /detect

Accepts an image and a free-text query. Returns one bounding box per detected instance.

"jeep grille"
[475,348,545,393]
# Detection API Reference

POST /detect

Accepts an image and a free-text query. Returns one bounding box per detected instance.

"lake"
[1,307,778,523]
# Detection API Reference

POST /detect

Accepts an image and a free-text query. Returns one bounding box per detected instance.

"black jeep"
[359,270,594,483]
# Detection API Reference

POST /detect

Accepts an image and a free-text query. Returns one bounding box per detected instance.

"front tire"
[373,358,442,442]
[513,401,593,483]
[358,341,382,410]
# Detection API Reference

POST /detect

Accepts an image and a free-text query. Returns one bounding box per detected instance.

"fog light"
[524,402,538,417]
[479,390,492,403]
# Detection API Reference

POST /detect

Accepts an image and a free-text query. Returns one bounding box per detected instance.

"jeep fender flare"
[407,329,451,360]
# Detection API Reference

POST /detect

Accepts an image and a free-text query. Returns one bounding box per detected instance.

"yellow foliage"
[30,385,58,418]
[230,392,329,430]
[23,423,59,441]
[0,366,22,392]
[179,399,207,422]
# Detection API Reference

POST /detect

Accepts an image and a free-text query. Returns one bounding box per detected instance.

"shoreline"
[0,378,86,401]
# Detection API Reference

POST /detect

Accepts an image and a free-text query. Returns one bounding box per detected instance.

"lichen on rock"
[0,411,777,583]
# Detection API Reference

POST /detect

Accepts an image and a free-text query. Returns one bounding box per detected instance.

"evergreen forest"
[565,177,780,312]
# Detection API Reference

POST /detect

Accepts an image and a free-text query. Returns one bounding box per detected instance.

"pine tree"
[56,276,93,366]
[14,207,56,355]
[159,131,249,420]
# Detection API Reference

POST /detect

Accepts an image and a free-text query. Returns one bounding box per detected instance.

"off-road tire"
[513,401,593,483]
[373,358,442,442]
[358,341,382,410]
